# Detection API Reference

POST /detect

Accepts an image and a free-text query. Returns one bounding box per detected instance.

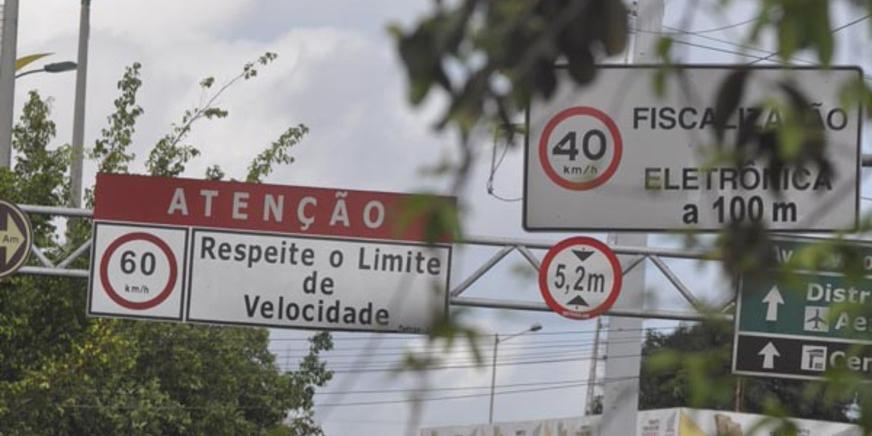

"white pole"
[600,2,663,436]
[488,334,499,424]
[0,0,18,169]
[584,317,602,415]
[70,0,90,208]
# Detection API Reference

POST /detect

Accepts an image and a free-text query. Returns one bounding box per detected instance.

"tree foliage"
[641,322,848,423]
[393,0,872,432]
[0,54,328,435]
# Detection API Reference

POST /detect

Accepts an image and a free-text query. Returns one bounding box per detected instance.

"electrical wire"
[748,13,872,66]
[272,336,652,360]
[485,11,872,198]
[314,377,589,395]
[664,17,757,35]
[290,351,654,374]
[671,37,872,84]
[273,334,651,352]
[281,348,594,364]
[486,125,523,202]
[273,340,646,362]
[632,13,872,81]
[268,325,678,343]
[304,352,597,370]
[314,376,640,408]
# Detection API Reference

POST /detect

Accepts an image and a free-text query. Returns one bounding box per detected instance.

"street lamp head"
[530,323,543,332]
[44,61,77,73]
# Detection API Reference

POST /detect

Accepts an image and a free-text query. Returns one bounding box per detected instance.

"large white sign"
[525,66,861,231]
[186,230,449,332]
[88,174,453,333]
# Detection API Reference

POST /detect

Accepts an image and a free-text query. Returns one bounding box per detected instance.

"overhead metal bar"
[461,234,716,260]
[56,240,92,269]
[450,296,724,322]
[18,266,88,278]
[29,244,54,268]
[621,256,646,275]
[18,204,92,217]
[450,245,514,297]
[515,245,541,270]
[10,203,736,322]
[649,255,705,310]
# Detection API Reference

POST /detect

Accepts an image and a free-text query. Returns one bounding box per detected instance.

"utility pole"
[600,2,664,436]
[584,318,603,415]
[0,0,18,169]
[70,0,90,208]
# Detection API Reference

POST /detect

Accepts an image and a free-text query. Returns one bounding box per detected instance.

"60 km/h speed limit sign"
[89,223,188,321]
[99,232,179,310]
[539,237,622,320]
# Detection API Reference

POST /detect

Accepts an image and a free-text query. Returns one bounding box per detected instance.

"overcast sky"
[16,1,872,435]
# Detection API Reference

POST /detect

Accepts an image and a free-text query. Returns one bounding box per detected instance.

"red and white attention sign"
[538,237,622,320]
[88,174,454,334]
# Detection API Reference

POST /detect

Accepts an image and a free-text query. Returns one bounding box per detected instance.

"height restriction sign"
[539,237,622,320]
[525,65,861,232]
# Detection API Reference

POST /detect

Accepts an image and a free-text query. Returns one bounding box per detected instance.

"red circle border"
[538,236,623,320]
[538,106,623,191]
[99,232,178,310]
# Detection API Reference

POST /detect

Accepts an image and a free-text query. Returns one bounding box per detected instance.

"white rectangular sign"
[88,174,454,333]
[525,65,861,231]
[186,229,449,333]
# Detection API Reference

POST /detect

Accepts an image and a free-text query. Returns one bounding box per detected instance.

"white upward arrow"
[762,286,785,322]
[759,342,780,369]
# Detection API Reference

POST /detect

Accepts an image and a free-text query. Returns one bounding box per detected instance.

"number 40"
[552,130,606,161]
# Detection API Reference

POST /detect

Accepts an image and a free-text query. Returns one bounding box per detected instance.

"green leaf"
[656,37,673,63]
[601,0,629,55]
[713,69,749,143]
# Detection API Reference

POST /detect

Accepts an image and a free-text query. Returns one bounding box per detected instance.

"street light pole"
[488,323,542,424]
[70,0,91,208]
[488,334,499,425]
[0,0,19,169]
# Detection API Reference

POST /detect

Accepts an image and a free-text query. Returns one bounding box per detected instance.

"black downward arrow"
[567,295,589,307]
[573,250,593,263]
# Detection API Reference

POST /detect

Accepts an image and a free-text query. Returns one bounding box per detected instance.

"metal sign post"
[0,0,17,169]
[601,3,662,436]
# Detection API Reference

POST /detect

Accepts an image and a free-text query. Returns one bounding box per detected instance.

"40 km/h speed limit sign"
[539,237,622,320]
[538,106,623,190]
[525,65,861,231]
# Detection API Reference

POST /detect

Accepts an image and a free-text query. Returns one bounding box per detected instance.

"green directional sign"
[738,273,872,342]
[733,236,872,380]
